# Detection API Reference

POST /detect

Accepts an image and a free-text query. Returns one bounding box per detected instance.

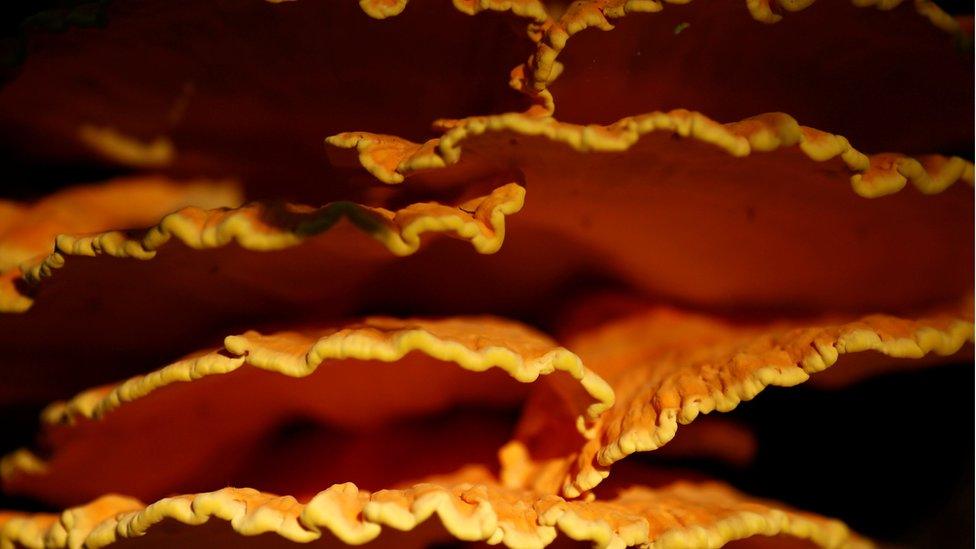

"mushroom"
[0,0,971,547]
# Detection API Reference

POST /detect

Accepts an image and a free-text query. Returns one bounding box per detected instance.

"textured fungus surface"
[39,316,610,428]
[522,0,970,154]
[503,300,974,496]
[5,303,970,507]
[2,316,611,506]
[357,0,969,147]
[329,110,974,312]
[0,176,240,274]
[0,176,242,312]
[0,180,526,405]
[328,111,974,194]
[0,0,971,545]
[6,0,966,199]
[0,467,869,549]
[1,181,524,313]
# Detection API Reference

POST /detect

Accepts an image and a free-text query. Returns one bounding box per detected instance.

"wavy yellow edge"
[0,481,870,549]
[538,484,871,549]
[354,0,957,109]
[562,313,975,497]
[328,110,974,197]
[356,0,549,22]
[519,0,961,99]
[356,0,956,32]
[0,182,524,314]
[0,178,242,274]
[34,315,612,430]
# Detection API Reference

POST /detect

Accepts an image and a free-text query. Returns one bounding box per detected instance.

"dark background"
[646,363,975,548]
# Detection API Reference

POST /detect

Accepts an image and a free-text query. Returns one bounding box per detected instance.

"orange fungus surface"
[0,0,971,548]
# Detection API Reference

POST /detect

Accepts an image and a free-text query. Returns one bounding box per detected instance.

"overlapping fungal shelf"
[0,0,971,547]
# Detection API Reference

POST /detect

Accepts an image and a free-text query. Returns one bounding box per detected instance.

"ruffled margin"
[328,110,974,196]
[0,477,870,549]
[0,183,525,313]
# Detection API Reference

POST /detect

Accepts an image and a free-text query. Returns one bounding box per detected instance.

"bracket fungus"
[0,0,972,548]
